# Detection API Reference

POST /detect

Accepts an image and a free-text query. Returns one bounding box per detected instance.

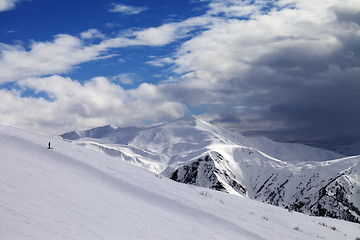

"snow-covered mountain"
[3,124,360,240]
[337,141,360,156]
[61,115,360,223]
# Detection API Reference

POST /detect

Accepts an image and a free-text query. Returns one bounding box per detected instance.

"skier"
[48,142,51,149]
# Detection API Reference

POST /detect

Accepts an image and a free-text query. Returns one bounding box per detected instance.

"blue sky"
[0,0,204,84]
[0,0,359,149]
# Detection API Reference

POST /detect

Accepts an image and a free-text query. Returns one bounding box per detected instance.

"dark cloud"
[203,72,360,149]
[166,0,360,150]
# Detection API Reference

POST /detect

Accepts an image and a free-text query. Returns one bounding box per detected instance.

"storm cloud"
[159,0,360,149]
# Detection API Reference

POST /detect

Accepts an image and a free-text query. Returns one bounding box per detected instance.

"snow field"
[1,124,359,240]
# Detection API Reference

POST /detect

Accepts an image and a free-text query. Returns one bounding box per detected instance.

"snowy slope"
[337,141,360,156]
[1,124,359,240]
[165,146,360,223]
[247,136,345,162]
[61,115,359,223]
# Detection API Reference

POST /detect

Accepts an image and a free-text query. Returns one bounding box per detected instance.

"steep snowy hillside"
[61,115,360,223]
[337,141,360,156]
[165,147,360,223]
[2,124,359,240]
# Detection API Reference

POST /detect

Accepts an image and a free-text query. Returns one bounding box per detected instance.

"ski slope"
[1,124,359,239]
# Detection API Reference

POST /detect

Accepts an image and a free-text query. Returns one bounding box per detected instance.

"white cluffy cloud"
[112,73,136,85]
[0,0,22,11]
[0,34,107,83]
[0,75,187,135]
[109,3,147,15]
[0,16,211,84]
[147,57,174,67]
[80,29,105,40]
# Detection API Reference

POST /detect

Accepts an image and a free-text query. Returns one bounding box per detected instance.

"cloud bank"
[0,16,211,84]
[109,3,147,15]
[0,75,186,134]
[0,0,22,11]
[164,0,360,147]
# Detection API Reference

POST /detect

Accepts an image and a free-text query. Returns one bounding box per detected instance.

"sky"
[0,0,359,150]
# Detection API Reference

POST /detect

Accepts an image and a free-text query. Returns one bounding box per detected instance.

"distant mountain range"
[61,115,360,223]
[336,141,360,156]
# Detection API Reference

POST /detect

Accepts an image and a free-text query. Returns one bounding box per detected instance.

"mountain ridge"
[61,115,359,223]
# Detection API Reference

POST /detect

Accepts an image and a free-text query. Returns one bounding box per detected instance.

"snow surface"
[1,124,359,239]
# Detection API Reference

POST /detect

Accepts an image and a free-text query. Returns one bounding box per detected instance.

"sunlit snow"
[1,122,359,239]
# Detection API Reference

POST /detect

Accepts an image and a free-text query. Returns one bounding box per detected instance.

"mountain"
[336,141,360,156]
[247,136,345,162]
[61,115,360,223]
[2,124,360,239]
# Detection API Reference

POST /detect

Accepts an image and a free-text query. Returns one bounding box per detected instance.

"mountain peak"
[61,124,118,140]
[171,115,200,125]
